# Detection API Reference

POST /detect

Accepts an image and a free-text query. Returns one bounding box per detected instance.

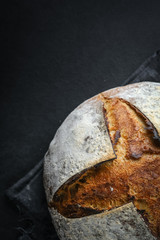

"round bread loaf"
[43,82,160,240]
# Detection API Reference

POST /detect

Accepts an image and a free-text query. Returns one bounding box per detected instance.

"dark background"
[1,0,160,239]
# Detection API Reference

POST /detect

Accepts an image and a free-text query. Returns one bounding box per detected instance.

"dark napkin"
[6,50,160,240]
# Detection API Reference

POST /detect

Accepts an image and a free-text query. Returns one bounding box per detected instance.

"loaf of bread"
[43,82,160,240]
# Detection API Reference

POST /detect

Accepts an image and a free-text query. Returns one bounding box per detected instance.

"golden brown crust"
[50,98,160,238]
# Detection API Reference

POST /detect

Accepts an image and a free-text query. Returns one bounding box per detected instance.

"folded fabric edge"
[122,49,160,85]
[6,159,43,202]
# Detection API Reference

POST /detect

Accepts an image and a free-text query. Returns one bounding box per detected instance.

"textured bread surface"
[43,82,160,240]
[50,97,160,238]
[44,98,115,202]
[50,203,156,240]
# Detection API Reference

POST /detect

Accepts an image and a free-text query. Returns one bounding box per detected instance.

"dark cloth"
[6,50,160,240]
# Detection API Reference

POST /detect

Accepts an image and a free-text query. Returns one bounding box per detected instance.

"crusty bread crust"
[50,203,156,240]
[44,82,160,240]
[44,98,115,202]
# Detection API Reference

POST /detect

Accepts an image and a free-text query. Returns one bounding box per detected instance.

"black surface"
[1,0,160,239]
[6,51,160,240]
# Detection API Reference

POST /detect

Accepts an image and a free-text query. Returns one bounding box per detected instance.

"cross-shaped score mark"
[50,98,160,238]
